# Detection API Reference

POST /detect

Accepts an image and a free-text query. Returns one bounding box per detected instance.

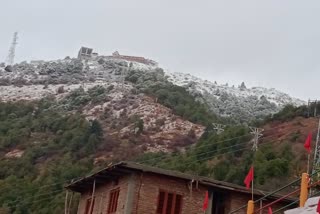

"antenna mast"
[6,32,18,66]
[311,100,320,177]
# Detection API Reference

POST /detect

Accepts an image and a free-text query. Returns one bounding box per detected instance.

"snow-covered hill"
[166,72,304,107]
[0,55,306,122]
[165,72,305,121]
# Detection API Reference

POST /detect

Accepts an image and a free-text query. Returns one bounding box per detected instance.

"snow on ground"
[285,197,320,213]
[165,72,305,107]
[0,81,114,102]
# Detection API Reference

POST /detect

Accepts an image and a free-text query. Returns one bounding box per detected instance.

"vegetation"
[0,100,102,213]
[145,83,219,125]
[0,75,312,213]
[136,125,297,191]
[60,85,109,110]
[126,69,221,125]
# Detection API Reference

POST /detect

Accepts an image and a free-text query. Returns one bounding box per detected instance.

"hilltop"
[0,50,304,122]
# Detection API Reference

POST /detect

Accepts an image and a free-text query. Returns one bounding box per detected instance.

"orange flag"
[304,132,312,153]
[202,191,209,211]
[244,166,254,189]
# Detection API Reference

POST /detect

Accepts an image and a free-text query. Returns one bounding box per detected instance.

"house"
[110,51,158,66]
[78,47,94,59]
[65,162,295,214]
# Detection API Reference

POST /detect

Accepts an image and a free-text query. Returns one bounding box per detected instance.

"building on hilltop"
[78,47,95,59]
[110,51,158,66]
[65,161,295,214]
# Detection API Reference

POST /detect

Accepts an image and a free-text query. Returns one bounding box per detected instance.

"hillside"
[0,53,312,213]
[139,105,319,192]
[0,56,304,122]
[166,72,305,122]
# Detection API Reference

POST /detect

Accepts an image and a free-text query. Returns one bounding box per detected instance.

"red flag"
[202,191,209,211]
[317,198,320,213]
[268,206,273,214]
[304,132,312,153]
[244,166,254,189]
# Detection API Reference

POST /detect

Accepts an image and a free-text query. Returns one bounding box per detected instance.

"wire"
[4,120,317,209]
[9,193,63,209]
[6,189,64,207]
[138,120,311,165]
[273,189,320,213]
[6,143,254,209]
[138,133,252,164]
[139,126,312,166]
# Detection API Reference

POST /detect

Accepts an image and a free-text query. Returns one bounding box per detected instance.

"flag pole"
[251,178,254,201]
[251,165,254,201]
[307,154,310,174]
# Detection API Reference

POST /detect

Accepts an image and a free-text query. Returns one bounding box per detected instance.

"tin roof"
[65,161,295,203]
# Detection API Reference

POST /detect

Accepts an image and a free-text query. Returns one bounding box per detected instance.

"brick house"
[65,162,295,214]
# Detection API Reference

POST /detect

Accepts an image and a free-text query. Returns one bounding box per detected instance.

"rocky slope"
[0,59,205,155]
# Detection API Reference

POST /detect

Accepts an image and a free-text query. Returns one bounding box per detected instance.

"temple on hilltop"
[110,51,158,66]
[77,46,158,66]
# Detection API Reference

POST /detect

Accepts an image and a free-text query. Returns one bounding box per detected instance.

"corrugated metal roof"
[65,161,295,202]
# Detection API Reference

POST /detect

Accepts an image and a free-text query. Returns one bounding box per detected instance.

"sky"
[1,0,320,100]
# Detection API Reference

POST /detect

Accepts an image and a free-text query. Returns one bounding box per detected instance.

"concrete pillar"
[124,174,136,214]
[299,173,309,207]
[247,200,254,214]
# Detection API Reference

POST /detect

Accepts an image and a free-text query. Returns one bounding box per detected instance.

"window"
[157,190,183,214]
[84,197,95,214]
[107,188,120,214]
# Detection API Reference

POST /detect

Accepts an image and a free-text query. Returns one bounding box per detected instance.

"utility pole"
[308,99,318,117]
[6,32,18,66]
[312,117,320,172]
[250,127,264,151]
[309,116,320,197]
[212,123,226,135]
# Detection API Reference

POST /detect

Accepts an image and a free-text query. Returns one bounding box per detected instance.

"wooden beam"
[64,190,69,214]
[67,192,74,214]
[89,179,96,213]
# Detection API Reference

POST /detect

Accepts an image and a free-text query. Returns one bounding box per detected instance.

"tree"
[90,120,103,138]
[239,82,246,90]
[135,118,144,135]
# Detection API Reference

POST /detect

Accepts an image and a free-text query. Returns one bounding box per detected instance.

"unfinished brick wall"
[134,173,207,214]
[75,172,295,214]
[77,175,133,214]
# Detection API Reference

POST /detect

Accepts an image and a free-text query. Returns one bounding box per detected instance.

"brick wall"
[77,175,133,214]
[134,173,207,214]
[75,172,295,214]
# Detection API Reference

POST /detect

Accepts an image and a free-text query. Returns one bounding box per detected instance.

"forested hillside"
[0,56,313,213]
[137,104,319,192]
[0,81,218,213]
[0,98,314,213]
[0,100,98,213]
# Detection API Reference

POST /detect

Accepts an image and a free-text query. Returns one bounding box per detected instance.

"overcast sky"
[1,0,320,100]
